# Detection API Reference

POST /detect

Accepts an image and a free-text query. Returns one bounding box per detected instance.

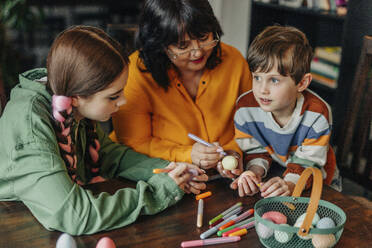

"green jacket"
[0,68,184,235]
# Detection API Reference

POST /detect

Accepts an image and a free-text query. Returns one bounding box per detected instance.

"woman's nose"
[190,41,203,57]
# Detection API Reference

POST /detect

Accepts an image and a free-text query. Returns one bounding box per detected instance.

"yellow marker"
[228,228,247,237]
[153,168,172,174]
[196,191,212,201]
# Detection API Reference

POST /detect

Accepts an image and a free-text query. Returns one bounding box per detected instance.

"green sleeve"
[96,123,171,181]
[13,141,184,235]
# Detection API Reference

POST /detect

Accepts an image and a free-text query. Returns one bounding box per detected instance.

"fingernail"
[216,148,223,152]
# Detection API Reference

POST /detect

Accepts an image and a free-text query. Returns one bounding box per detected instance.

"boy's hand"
[260,177,295,198]
[166,162,208,194]
[191,142,224,169]
[230,170,261,197]
[216,150,243,179]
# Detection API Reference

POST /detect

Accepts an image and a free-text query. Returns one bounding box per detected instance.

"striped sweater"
[234,89,337,186]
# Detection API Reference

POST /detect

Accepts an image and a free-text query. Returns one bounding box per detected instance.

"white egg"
[274,224,293,243]
[296,212,320,226]
[221,156,238,170]
[56,233,77,248]
[294,220,313,240]
[316,217,336,229]
[256,222,274,239]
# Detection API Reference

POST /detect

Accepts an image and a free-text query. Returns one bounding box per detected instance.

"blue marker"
[188,133,227,155]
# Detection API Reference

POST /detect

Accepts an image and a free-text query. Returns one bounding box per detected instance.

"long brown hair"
[47,25,129,183]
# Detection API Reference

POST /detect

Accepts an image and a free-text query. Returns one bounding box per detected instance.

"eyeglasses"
[167,33,220,60]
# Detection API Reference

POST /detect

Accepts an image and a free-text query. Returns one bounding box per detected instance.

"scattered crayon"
[196,191,212,201]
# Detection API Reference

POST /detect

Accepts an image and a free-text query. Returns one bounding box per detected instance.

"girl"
[0,25,207,235]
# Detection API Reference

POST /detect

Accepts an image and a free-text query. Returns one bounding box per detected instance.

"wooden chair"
[336,35,372,191]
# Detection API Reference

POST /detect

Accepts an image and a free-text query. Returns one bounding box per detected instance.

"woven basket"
[254,167,346,248]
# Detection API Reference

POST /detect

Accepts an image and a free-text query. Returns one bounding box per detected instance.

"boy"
[230,26,341,197]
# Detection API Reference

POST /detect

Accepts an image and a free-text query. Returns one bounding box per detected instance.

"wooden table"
[1,178,372,248]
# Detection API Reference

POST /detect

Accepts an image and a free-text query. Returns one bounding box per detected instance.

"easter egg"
[274,224,293,243]
[312,234,336,248]
[56,233,77,248]
[316,217,336,229]
[221,156,238,170]
[262,211,287,224]
[294,220,313,240]
[296,212,320,226]
[257,211,287,239]
[96,237,116,248]
[256,222,274,239]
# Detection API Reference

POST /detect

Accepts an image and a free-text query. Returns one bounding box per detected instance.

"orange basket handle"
[291,167,323,237]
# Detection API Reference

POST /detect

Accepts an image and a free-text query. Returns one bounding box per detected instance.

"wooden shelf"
[252,1,345,21]
[249,1,346,109]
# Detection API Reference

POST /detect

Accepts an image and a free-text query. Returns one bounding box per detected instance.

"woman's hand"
[166,162,208,194]
[216,151,243,179]
[230,170,261,197]
[191,142,224,169]
[259,177,295,198]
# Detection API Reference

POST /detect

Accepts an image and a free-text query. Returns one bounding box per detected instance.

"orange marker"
[228,228,247,237]
[153,168,172,174]
[196,191,212,201]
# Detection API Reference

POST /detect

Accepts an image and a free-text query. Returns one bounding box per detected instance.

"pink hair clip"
[52,95,72,122]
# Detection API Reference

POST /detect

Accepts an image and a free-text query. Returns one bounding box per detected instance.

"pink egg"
[96,237,116,248]
[262,211,287,224]
[256,211,287,239]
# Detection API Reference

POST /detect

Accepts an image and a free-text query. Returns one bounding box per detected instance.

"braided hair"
[47,26,128,184]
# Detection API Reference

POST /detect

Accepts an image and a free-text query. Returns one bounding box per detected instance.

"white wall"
[209,0,251,58]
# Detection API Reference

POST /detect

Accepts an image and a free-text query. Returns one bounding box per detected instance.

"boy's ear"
[297,73,312,92]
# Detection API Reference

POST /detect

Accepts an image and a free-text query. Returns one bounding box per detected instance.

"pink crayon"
[181,236,241,247]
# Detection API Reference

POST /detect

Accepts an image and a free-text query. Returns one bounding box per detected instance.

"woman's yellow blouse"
[111,42,252,162]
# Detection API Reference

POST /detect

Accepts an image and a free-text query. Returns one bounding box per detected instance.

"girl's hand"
[191,142,224,169]
[216,151,243,179]
[260,177,295,198]
[230,170,261,197]
[166,162,208,194]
